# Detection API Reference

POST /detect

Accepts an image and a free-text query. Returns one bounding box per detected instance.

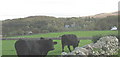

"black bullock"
[15,38,57,57]
[61,34,79,52]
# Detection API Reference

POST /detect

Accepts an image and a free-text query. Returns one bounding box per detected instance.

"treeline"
[2,15,118,37]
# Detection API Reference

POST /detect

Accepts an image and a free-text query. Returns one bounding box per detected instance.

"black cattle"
[15,38,57,57]
[61,34,79,52]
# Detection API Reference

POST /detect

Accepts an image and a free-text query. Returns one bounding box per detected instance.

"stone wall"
[61,36,119,57]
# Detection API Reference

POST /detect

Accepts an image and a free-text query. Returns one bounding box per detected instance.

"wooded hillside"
[2,13,118,37]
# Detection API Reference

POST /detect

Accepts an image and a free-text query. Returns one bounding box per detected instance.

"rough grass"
[2,30,118,56]
[8,30,118,38]
[2,40,92,55]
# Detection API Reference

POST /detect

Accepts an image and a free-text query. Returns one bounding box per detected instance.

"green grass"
[2,30,118,56]
[2,40,92,55]
[8,30,118,38]
[2,40,17,55]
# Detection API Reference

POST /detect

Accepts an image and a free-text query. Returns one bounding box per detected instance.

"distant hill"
[83,11,118,18]
[2,11,118,37]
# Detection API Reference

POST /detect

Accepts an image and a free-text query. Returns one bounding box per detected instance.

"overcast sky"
[0,0,119,20]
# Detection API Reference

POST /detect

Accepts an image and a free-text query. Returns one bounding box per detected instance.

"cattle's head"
[47,39,57,51]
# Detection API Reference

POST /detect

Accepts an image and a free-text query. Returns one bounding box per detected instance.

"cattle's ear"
[53,42,57,45]
[40,37,44,39]
[49,39,52,40]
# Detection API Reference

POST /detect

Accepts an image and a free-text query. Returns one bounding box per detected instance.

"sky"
[0,0,119,20]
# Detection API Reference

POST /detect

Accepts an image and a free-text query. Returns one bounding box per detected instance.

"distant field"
[2,30,118,56]
[8,30,118,38]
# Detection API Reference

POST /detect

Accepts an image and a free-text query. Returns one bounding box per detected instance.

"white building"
[28,31,33,34]
[111,26,117,31]
[64,25,70,28]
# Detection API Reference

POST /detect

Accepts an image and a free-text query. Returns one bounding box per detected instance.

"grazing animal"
[15,38,57,57]
[61,34,79,52]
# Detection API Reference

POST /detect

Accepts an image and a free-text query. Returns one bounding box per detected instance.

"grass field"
[2,30,118,56]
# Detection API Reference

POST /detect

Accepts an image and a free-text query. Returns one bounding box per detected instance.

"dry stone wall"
[61,36,119,57]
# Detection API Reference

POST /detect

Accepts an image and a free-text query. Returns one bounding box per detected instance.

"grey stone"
[61,36,119,56]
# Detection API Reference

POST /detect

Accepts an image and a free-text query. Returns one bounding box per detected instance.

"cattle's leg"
[73,46,76,50]
[67,45,71,52]
[62,45,65,52]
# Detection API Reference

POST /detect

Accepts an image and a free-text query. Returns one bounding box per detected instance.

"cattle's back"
[15,39,55,56]
[61,34,78,45]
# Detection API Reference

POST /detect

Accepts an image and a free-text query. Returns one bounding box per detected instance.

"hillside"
[2,12,118,37]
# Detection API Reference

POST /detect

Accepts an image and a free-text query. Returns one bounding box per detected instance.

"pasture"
[2,31,118,56]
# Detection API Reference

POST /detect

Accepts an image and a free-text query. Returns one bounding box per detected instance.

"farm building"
[111,26,117,31]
